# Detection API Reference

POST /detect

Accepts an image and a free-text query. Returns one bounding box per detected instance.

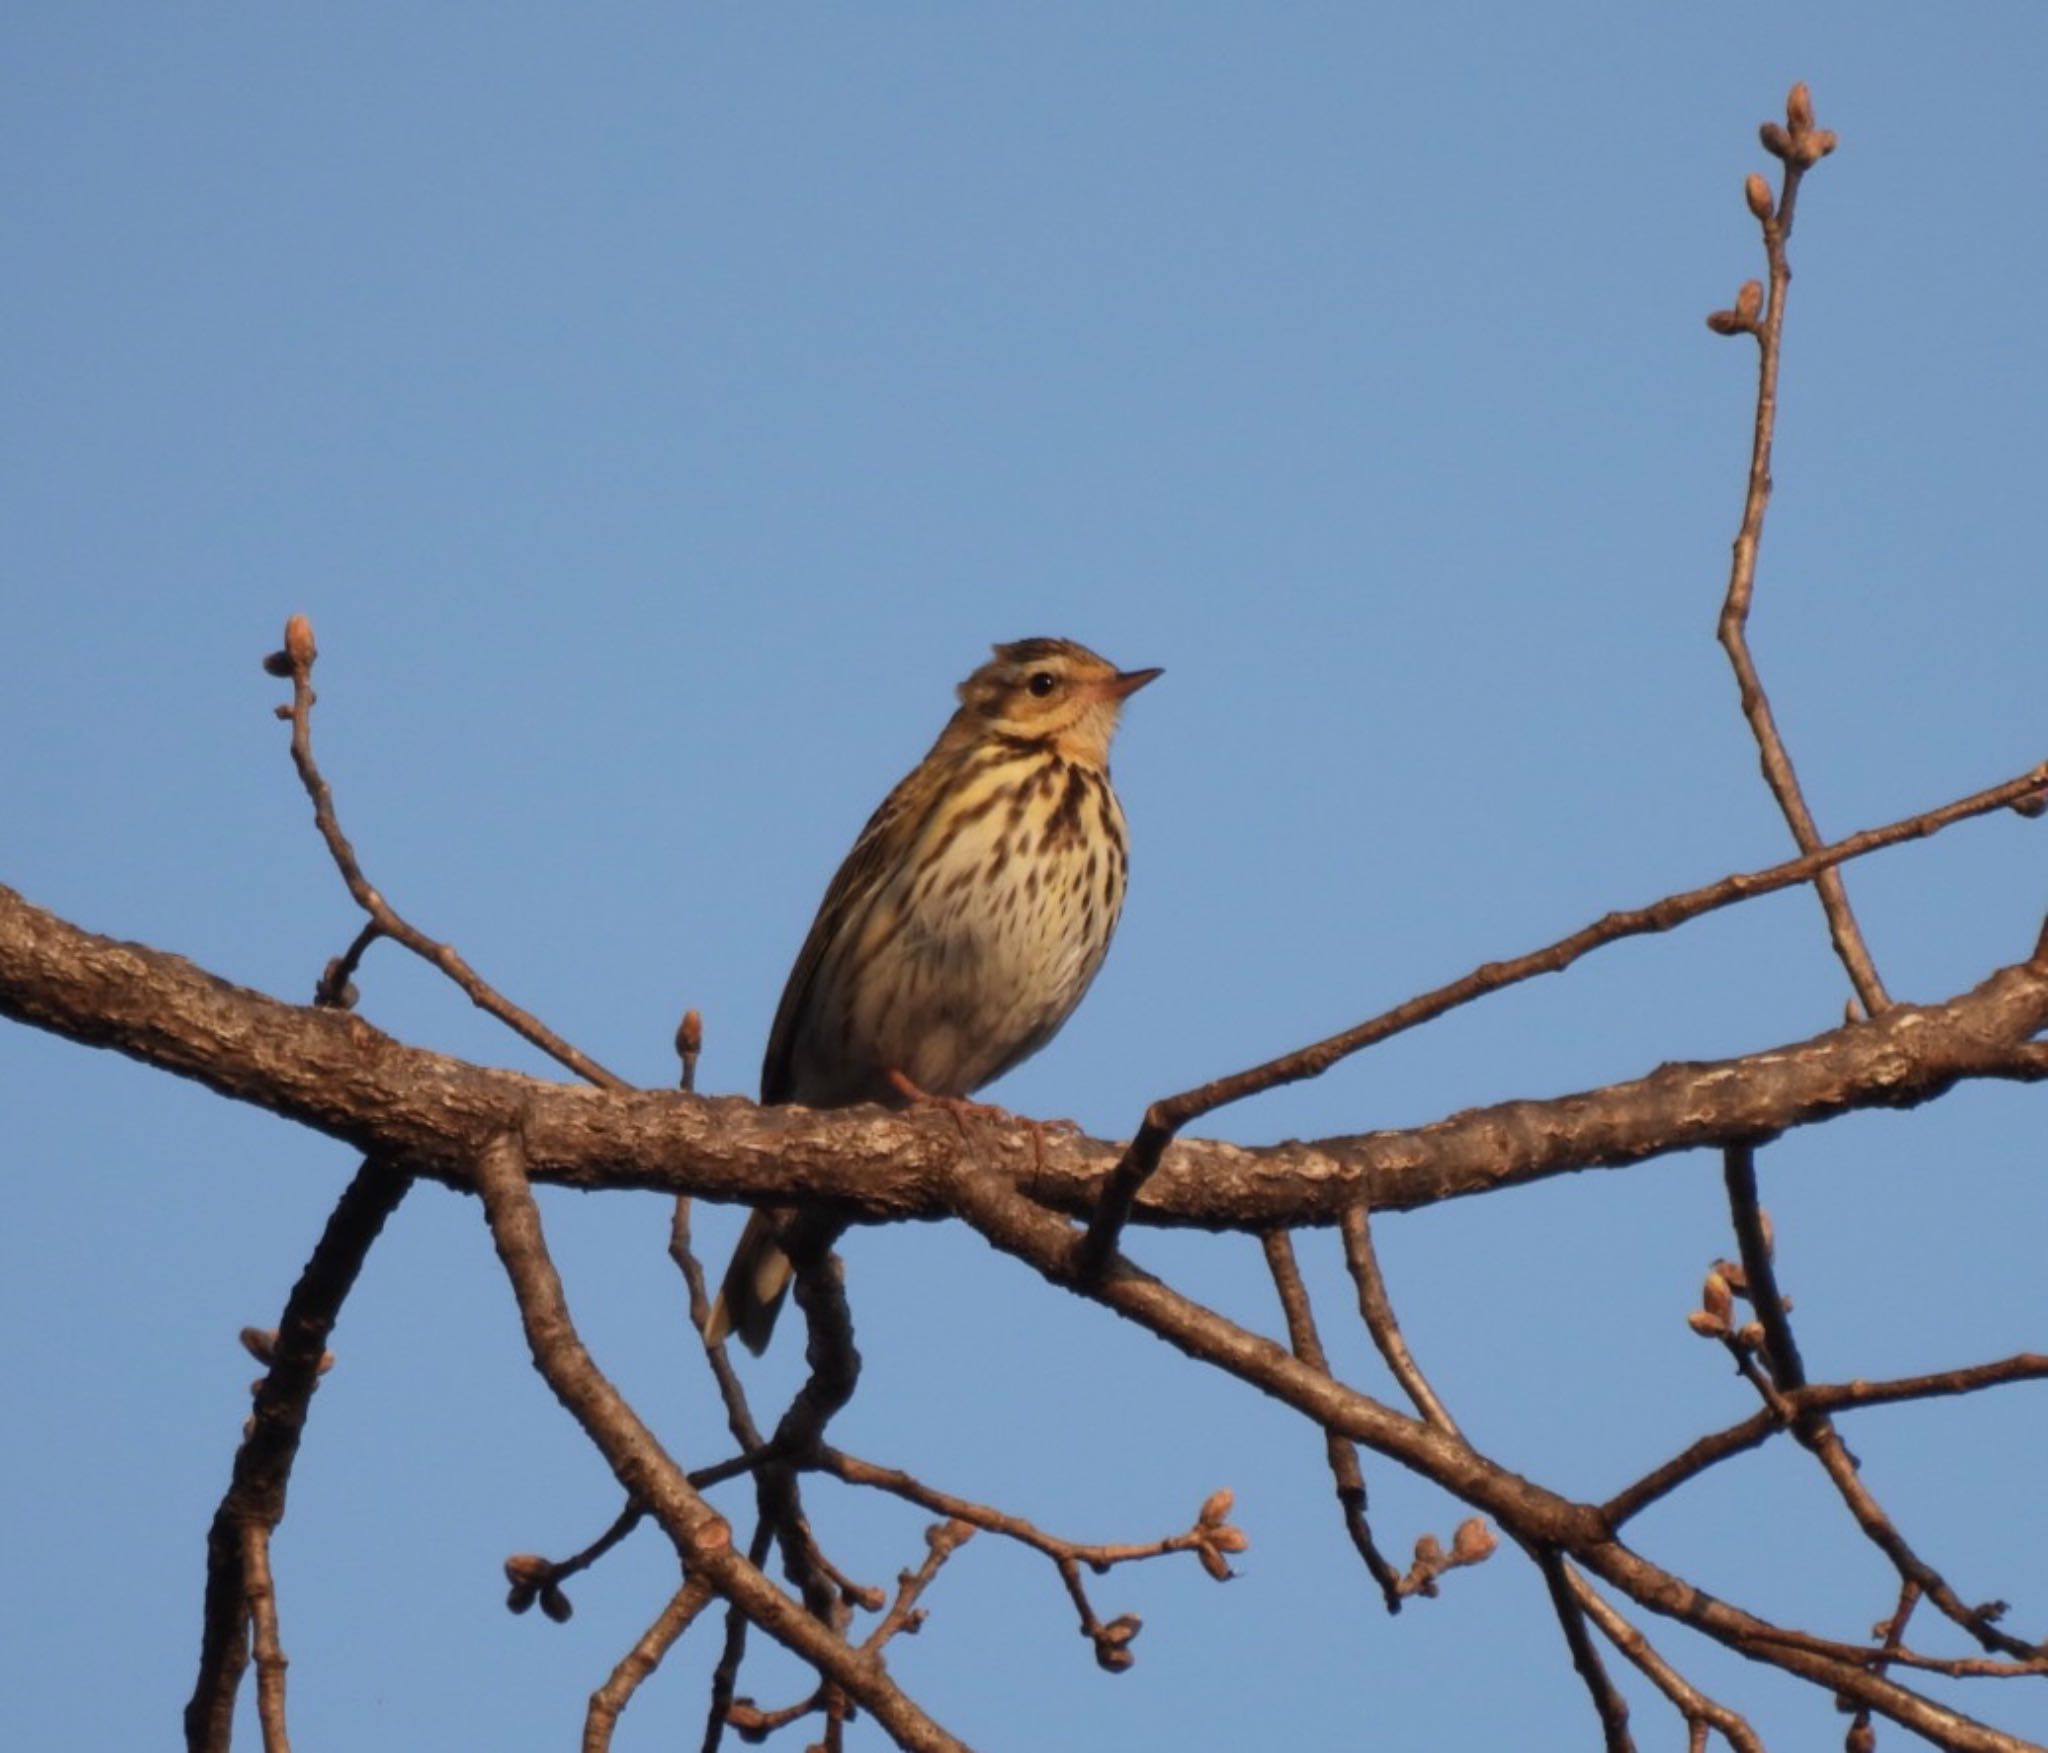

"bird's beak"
[1104,666,1163,700]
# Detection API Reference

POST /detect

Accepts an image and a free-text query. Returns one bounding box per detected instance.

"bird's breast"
[837,755,1130,1096]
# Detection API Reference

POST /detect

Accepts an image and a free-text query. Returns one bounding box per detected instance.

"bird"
[704,637,1160,1353]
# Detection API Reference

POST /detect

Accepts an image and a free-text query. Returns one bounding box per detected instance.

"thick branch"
[5,885,2046,1236]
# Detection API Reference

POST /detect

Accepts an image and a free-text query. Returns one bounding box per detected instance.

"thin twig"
[1724,1145,2036,1660]
[1073,754,2048,1270]
[1567,1565,1765,1753]
[709,1521,973,1753]
[701,1518,774,1753]
[1338,1204,1460,1437]
[242,1524,292,1753]
[271,615,625,1088]
[1259,1229,1404,1610]
[1711,87,1886,1013]
[583,1576,718,1753]
[183,1157,412,1753]
[819,1446,1245,1670]
[862,1520,976,1652]
[1534,1544,1637,1752]
[1603,1352,2048,1527]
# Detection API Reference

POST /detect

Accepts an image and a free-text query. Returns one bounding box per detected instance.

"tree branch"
[6,884,2047,1240]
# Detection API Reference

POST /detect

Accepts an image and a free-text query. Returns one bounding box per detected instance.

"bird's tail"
[703,1208,793,1355]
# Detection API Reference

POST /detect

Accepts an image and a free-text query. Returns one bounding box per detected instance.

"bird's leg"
[883,1068,1073,1170]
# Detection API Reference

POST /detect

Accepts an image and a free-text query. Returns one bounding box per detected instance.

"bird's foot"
[884,1069,1074,1168]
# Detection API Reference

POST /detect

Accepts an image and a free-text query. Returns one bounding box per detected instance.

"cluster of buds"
[1399,1518,1498,1599]
[1707,85,1836,338]
[1687,1266,1766,1351]
[1090,1611,1143,1673]
[1706,282,1766,338]
[1190,1486,1250,1582]
[1687,1210,1786,1353]
[1761,82,1838,168]
[503,1552,573,1623]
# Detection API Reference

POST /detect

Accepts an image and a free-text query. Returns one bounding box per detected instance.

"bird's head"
[954,637,1161,765]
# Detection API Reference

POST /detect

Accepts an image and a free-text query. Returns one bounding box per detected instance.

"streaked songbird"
[705,638,1159,1352]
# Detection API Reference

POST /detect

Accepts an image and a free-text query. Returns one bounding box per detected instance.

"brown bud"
[1706,309,1747,337]
[1198,1487,1235,1527]
[1718,1259,1749,1297]
[284,614,316,670]
[1737,1320,1767,1350]
[1759,1209,1775,1256]
[1197,1545,1234,1581]
[1096,1644,1136,1673]
[1801,128,1838,163]
[1411,1532,1444,1567]
[1786,83,1814,133]
[1688,1308,1728,1339]
[2011,787,2048,819]
[1702,1270,1733,1324]
[1846,1723,1876,1753]
[1745,173,1774,221]
[1760,121,1794,160]
[272,703,293,721]
[240,1327,278,1364]
[538,1582,573,1623]
[262,650,293,677]
[927,1518,975,1555]
[1451,1518,1497,1563]
[504,1554,551,1585]
[1210,1526,1250,1554]
[1100,1613,1142,1646]
[1735,281,1764,324]
[676,1009,704,1057]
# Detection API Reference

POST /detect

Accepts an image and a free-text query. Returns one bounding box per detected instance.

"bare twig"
[184,1157,412,1753]
[702,1518,774,1753]
[862,1520,975,1653]
[1260,1229,1404,1609]
[709,1519,973,1753]
[270,615,626,1089]
[1534,1544,1636,1752]
[1605,1352,2048,1527]
[819,1447,1245,1669]
[242,1524,291,1753]
[583,1576,717,1753]
[1073,755,2047,1268]
[1567,1566,1765,1753]
[1723,1146,2036,1660]
[1338,1204,1460,1437]
[1708,87,1885,1013]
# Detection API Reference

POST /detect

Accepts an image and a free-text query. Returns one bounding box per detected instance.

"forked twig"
[1260,1229,1404,1610]
[1567,1566,1764,1753]
[1707,86,1884,1013]
[269,615,625,1089]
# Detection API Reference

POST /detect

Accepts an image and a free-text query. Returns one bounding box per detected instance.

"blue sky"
[4,6,2046,1748]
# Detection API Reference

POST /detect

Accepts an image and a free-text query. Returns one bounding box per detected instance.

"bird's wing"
[759,753,947,1104]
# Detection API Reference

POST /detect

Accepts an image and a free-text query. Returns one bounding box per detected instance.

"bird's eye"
[1027,671,1058,697]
